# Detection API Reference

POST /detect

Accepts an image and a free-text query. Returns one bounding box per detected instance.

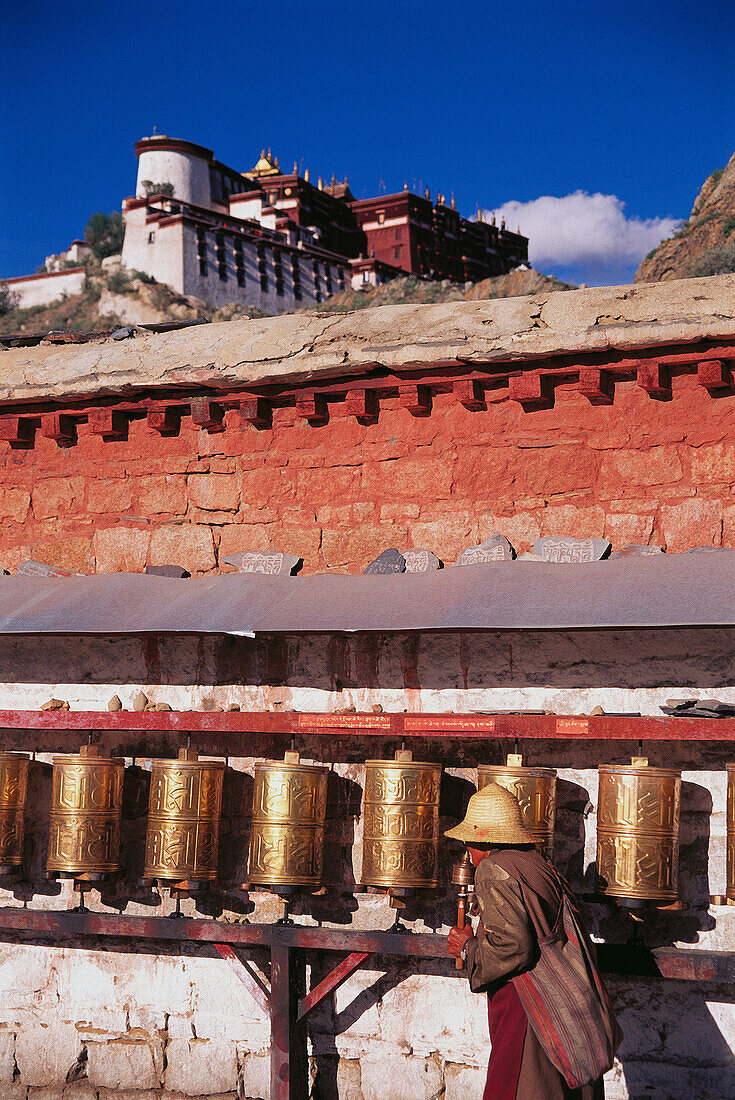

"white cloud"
[484,191,679,284]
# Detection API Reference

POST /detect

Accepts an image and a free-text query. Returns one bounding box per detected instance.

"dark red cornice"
[135,137,214,161]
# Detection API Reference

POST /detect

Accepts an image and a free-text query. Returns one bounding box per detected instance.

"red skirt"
[484,982,527,1100]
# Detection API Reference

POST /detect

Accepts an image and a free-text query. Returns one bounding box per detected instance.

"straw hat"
[445,784,532,845]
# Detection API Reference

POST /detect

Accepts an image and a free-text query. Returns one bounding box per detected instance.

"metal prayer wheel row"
[0,743,720,908]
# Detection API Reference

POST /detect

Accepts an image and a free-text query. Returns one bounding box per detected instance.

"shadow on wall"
[2,627,735,691]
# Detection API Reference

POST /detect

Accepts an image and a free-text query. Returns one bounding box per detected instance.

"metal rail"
[1,710,735,742]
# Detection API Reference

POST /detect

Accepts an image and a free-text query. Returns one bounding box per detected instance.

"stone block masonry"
[0,369,734,575]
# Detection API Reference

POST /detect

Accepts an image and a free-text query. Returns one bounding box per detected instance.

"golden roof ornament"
[250,148,281,177]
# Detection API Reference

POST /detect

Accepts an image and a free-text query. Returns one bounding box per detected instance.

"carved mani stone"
[145,565,191,578]
[401,548,442,573]
[223,551,302,576]
[363,549,407,575]
[610,544,664,558]
[533,537,611,563]
[17,560,76,577]
[455,535,515,566]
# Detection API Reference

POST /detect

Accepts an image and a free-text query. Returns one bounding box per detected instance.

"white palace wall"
[0,627,732,1098]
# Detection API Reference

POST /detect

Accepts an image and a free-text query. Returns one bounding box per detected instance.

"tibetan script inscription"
[533,537,611,563]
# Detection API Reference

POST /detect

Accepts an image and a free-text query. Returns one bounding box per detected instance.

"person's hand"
[447,924,473,958]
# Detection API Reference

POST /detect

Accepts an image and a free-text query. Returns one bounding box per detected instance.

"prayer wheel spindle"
[452,850,475,970]
[596,757,681,907]
[47,744,124,882]
[0,750,30,875]
[726,763,735,906]
[143,749,225,892]
[248,751,328,897]
[361,750,442,900]
[478,754,557,858]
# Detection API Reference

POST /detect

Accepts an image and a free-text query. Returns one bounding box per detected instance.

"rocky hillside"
[635,151,735,282]
[0,264,573,337]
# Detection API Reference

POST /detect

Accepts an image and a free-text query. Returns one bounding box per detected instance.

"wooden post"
[270,945,308,1100]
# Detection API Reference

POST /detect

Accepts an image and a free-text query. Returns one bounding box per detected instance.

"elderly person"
[446,784,613,1100]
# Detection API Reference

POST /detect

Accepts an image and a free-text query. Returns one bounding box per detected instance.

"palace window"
[148,232,155,244]
[377,212,385,224]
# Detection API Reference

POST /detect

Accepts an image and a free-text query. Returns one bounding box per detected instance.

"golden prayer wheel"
[248,751,328,893]
[144,749,225,888]
[0,751,30,872]
[47,745,124,878]
[596,757,681,905]
[361,750,442,891]
[478,754,557,858]
[726,764,735,904]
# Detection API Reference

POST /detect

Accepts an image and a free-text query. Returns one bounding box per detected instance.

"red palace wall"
[0,370,732,576]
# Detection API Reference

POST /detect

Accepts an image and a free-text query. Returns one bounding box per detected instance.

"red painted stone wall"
[0,371,733,575]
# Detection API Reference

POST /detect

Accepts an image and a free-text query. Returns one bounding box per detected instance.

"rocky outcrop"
[635,151,735,282]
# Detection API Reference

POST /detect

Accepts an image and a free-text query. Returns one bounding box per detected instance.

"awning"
[0,552,731,634]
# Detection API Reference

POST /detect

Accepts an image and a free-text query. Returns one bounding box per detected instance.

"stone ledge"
[1,274,735,404]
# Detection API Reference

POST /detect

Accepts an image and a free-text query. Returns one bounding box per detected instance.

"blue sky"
[2,0,733,285]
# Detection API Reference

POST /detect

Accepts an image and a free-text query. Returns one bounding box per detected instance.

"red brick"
[520,446,597,495]
[32,477,84,520]
[689,444,735,485]
[453,449,516,497]
[321,525,409,569]
[240,467,296,508]
[87,478,134,514]
[218,524,272,559]
[541,504,606,538]
[93,527,150,573]
[0,487,30,523]
[296,465,360,502]
[476,511,541,554]
[187,474,240,512]
[361,454,453,500]
[409,517,476,561]
[149,525,216,574]
[31,536,93,573]
[604,513,654,548]
[660,499,722,553]
[137,476,187,515]
[602,447,683,487]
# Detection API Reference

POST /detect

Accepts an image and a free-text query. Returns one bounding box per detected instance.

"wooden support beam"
[215,943,271,1015]
[41,412,75,446]
[637,361,670,398]
[508,370,554,410]
[191,399,225,432]
[697,359,733,393]
[0,416,34,449]
[398,384,431,416]
[578,367,615,405]
[88,409,127,440]
[345,389,378,423]
[295,392,328,425]
[298,951,371,1021]
[270,945,308,1100]
[454,378,485,410]
[239,395,272,430]
[147,407,180,435]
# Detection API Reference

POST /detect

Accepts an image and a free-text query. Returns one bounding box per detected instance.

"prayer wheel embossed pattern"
[248,752,328,889]
[596,758,681,903]
[0,752,30,869]
[144,750,225,885]
[361,750,442,889]
[47,745,124,876]
[478,754,557,858]
[726,764,735,902]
